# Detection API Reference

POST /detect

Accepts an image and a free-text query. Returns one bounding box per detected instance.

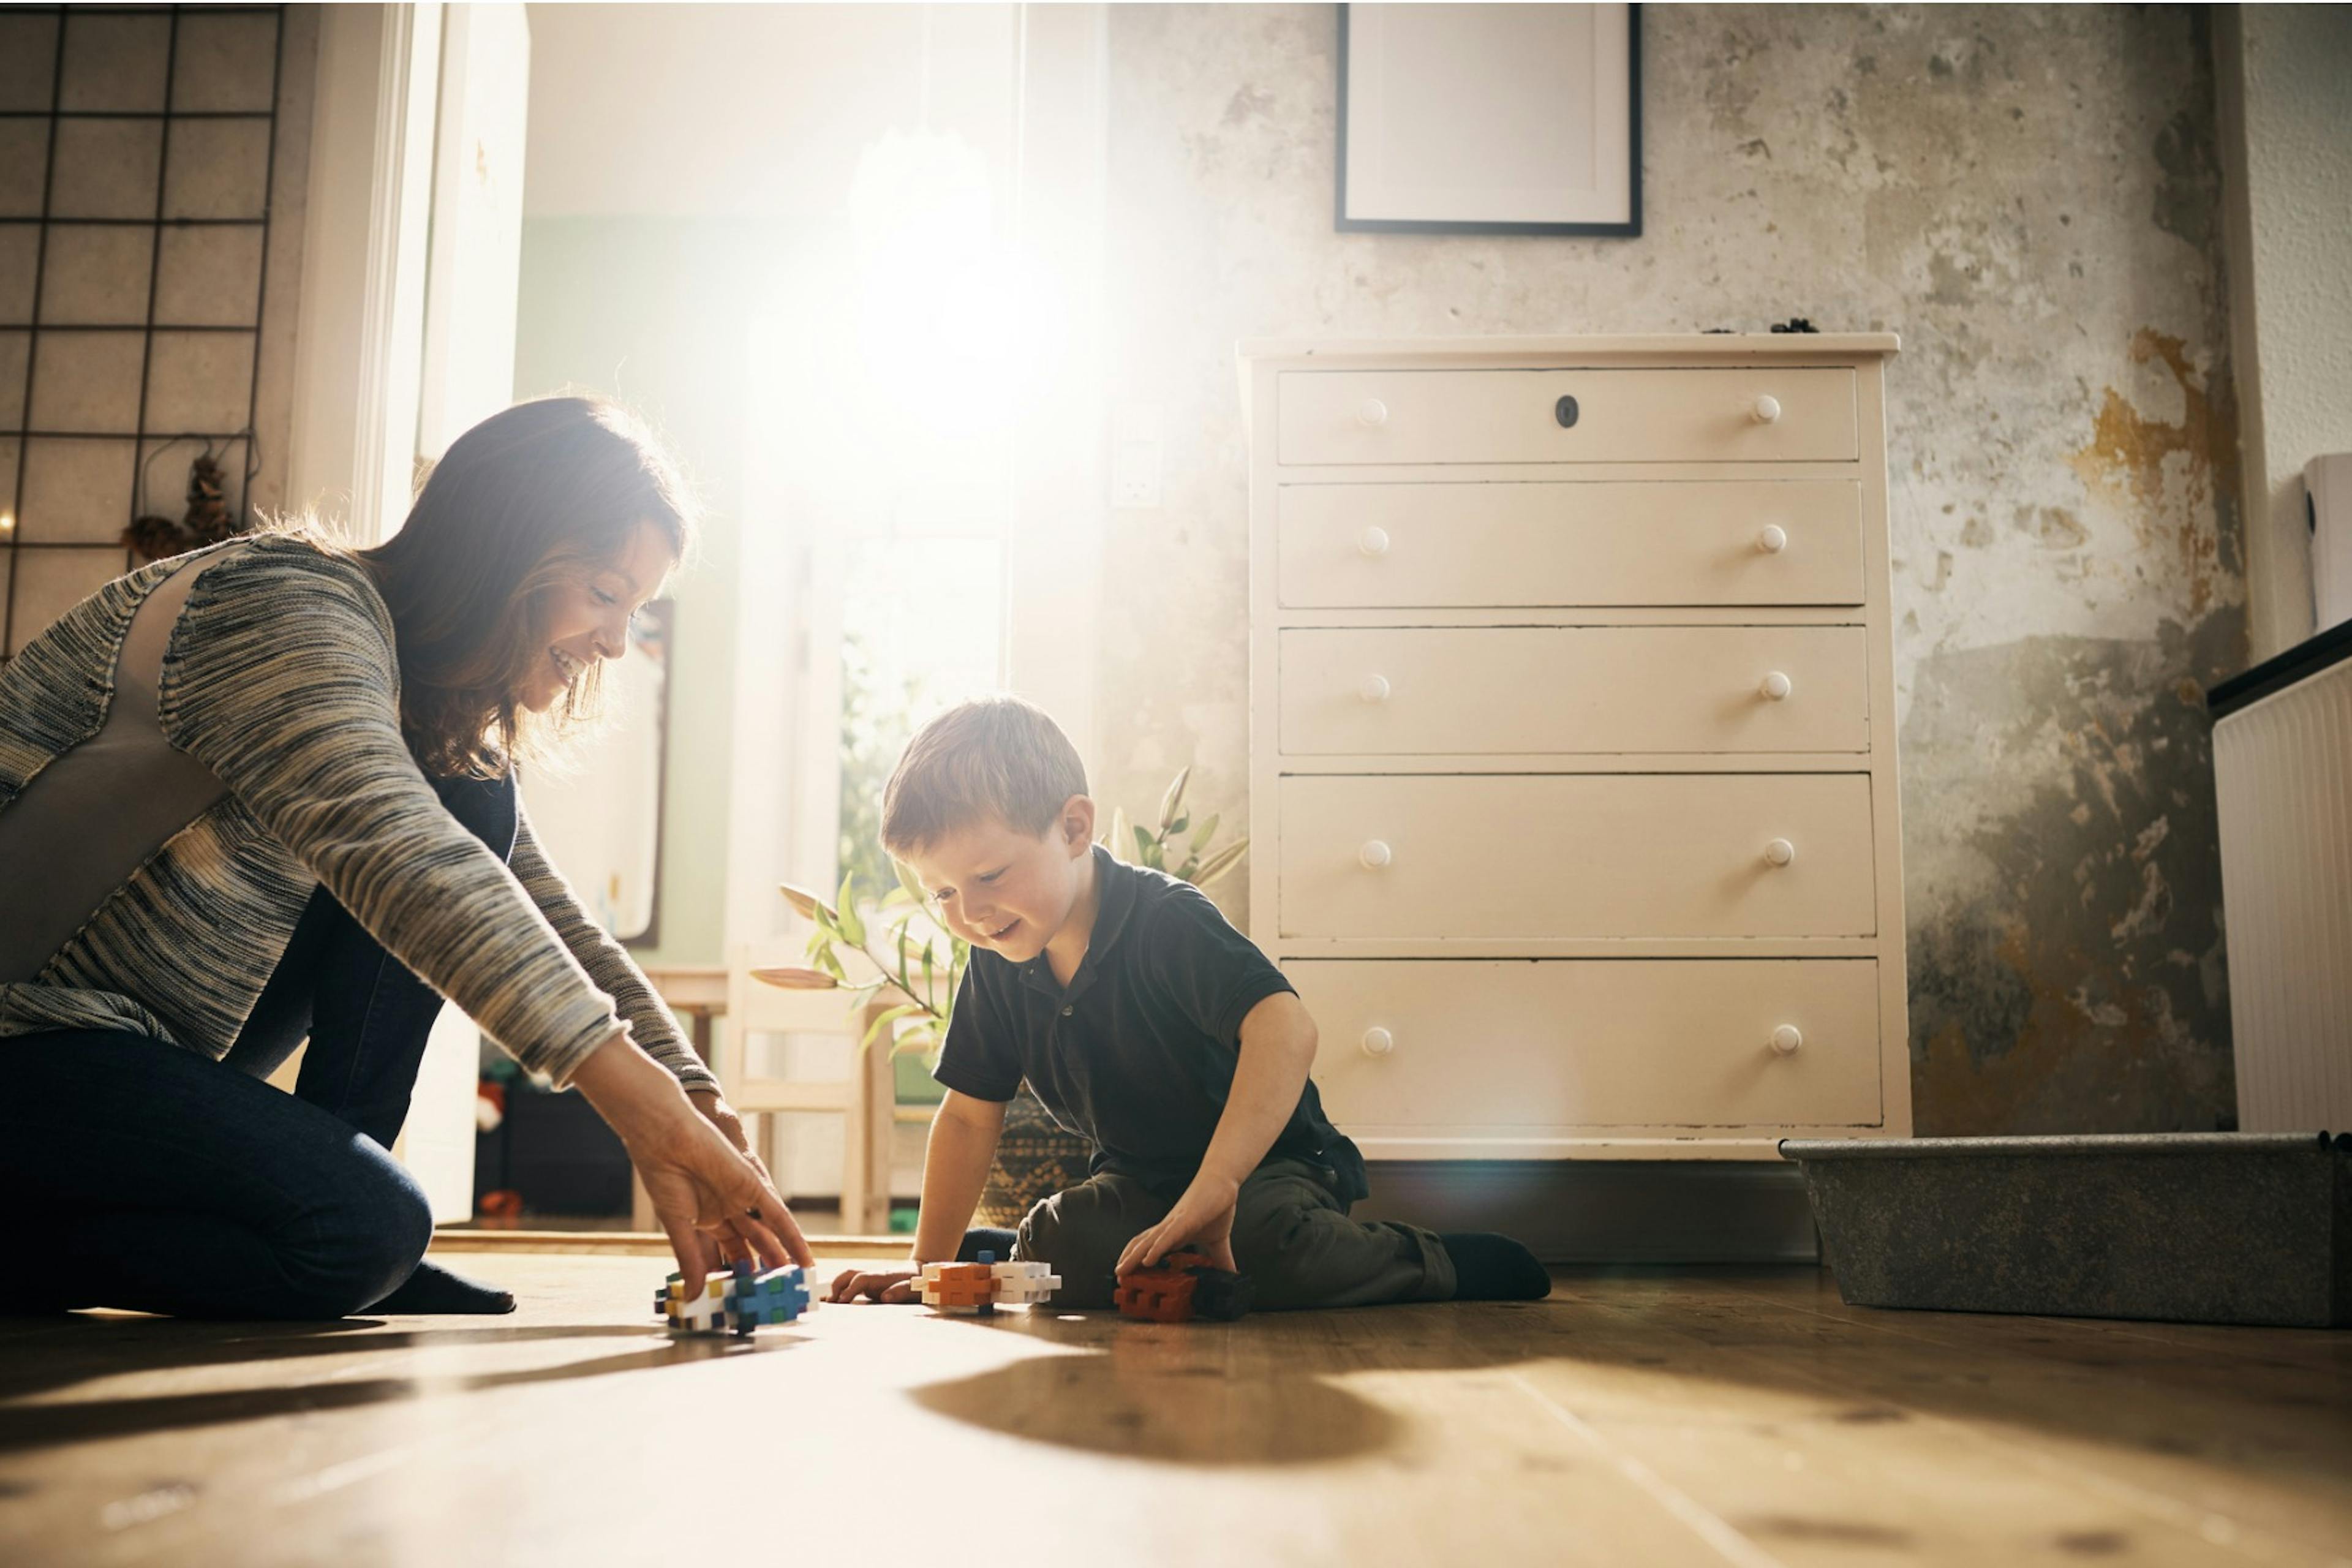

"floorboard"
[0,1253,2345,1567]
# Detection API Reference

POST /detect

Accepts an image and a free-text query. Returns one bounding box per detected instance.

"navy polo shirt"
[934,846,1367,1202]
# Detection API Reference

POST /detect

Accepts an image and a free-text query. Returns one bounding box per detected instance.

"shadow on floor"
[901,1267,2352,1494]
[0,1317,803,1452]
[911,1349,1401,1466]
[0,1316,660,1401]
[901,1291,1571,1464]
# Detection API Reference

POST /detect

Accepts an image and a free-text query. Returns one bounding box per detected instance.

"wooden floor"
[1,1251,2347,1567]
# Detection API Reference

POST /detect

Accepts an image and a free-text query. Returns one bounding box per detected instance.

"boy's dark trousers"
[1014,1156,1456,1310]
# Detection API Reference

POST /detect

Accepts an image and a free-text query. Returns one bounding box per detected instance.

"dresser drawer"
[1289,958,1883,1129]
[1278,368,1858,467]
[1278,773,1877,938]
[1277,480,1866,608]
[1280,626,1869,756]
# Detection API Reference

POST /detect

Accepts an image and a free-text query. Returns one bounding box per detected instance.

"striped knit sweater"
[0,533,714,1094]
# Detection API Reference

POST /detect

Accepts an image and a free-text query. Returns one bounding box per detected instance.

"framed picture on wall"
[1337,3,1642,236]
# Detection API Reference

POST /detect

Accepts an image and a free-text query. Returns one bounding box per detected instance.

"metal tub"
[1779,1131,2351,1328]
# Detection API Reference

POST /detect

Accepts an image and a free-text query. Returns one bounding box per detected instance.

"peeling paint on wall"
[1903,614,2239,1134]
[2068,330,2240,619]
[1098,5,2245,1136]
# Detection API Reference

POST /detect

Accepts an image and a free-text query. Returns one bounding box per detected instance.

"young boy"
[826,696,1549,1311]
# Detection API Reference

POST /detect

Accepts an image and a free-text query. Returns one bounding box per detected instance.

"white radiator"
[2211,638,2352,1132]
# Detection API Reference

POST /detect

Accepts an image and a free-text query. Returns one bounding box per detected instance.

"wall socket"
[1111,401,1164,508]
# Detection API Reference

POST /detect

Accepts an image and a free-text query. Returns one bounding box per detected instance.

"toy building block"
[919,1250,1065,1315]
[657,1261,813,1337]
[920,1257,1001,1315]
[1112,1268,1194,1322]
[990,1258,1061,1306]
[1114,1250,1253,1324]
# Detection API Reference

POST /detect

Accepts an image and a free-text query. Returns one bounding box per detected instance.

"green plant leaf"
[1192,813,1218,850]
[1168,814,1189,836]
[947,937,970,1023]
[860,1003,927,1052]
[1133,824,1153,858]
[890,1022,943,1058]
[893,856,927,907]
[836,870,865,946]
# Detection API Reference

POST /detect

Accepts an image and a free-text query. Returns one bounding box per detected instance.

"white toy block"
[990,1259,1061,1305]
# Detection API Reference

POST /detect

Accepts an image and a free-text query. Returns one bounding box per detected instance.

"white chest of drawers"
[1240,334,1912,1159]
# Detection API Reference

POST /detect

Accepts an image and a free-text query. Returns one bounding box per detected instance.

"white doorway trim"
[285,2,444,546]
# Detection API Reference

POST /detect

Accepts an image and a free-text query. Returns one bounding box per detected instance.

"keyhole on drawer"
[1554,394,1580,429]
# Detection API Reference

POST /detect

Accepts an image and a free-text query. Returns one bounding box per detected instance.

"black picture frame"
[1336,2,1643,238]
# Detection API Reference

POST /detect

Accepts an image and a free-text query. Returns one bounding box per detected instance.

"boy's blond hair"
[880,696,1090,854]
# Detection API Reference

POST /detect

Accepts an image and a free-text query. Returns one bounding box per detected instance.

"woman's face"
[519,519,675,714]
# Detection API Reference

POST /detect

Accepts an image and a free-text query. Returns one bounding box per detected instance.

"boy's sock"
[958,1227,1019,1263]
[1439,1233,1551,1302]
[365,1258,517,1315]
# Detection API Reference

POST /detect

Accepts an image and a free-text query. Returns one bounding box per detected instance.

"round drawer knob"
[1362,1027,1396,1058]
[1756,525,1789,554]
[1763,838,1796,868]
[1360,674,1392,704]
[1752,394,1782,424]
[1359,840,1393,870]
[1357,398,1390,429]
[1769,1025,1803,1056]
[1357,526,1392,558]
[1760,671,1793,701]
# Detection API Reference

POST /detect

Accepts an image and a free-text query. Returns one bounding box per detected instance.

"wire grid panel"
[0,4,285,658]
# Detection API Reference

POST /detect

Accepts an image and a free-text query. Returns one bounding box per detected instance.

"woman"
[0,398,807,1319]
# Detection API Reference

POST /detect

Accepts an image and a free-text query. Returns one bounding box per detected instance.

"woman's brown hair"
[357,397,694,778]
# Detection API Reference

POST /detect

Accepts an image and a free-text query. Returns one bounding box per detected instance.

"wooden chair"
[716,946,897,1236]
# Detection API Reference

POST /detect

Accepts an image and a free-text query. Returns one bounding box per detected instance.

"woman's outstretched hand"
[573,1033,813,1284]
[684,1088,784,1268]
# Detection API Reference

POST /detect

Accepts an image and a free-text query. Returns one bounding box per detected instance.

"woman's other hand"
[573,1033,813,1283]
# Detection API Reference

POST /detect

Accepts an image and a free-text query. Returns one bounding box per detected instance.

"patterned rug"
[976,1085,1093,1227]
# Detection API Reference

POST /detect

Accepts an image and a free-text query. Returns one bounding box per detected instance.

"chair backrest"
[720,944,870,1091]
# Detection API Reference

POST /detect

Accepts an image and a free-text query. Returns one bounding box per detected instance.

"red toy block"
[1114,1251,1254,1323]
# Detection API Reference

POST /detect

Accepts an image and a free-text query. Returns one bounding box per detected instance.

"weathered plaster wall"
[1094,5,2245,1136]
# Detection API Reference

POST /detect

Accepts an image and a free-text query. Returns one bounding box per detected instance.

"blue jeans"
[0,773,516,1319]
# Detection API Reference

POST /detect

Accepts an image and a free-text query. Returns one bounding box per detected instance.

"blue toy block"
[656,1262,815,1336]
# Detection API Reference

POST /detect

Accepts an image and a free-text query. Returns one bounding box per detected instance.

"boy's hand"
[827,1265,922,1304]
[1117,1175,1240,1276]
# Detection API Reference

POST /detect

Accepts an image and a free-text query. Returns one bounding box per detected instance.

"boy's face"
[901,797,1098,964]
